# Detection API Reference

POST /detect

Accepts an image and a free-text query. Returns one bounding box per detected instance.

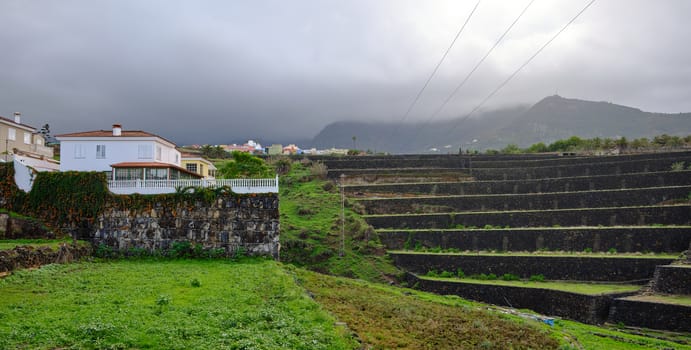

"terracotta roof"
[55,129,177,146]
[0,115,36,130]
[110,162,202,178]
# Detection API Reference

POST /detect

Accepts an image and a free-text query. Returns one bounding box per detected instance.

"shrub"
[439,270,454,278]
[671,161,685,171]
[426,269,439,277]
[608,248,618,254]
[530,274,545,282]
[501,273,520,281]
[190,278,201,288]
[170,241,192,258]
[456,268,465,278]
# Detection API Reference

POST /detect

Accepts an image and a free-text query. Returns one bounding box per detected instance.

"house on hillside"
[181,153,217,179]
[56,124,201,180]
[0,112,53,161]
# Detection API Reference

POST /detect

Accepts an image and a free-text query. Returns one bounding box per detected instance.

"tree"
[217,151,273,178]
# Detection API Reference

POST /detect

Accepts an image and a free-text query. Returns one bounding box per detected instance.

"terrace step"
[327,168,471,183]
[378,227,691,253]
[608,295,691,332]
[406,273,638,325]
[465,150,691,169]
[357,185,691,214]
[650,264,691,295]
[364,204,691,229]
[471,155,691,180]
[344,170,691,196]
[389,251,677,282]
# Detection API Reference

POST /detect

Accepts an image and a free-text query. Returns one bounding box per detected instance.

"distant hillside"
[310,95,691,153]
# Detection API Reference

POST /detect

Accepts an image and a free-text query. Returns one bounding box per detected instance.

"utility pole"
[340,173,345,257]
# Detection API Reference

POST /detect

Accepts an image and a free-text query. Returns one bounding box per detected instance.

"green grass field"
[0,259,357,349]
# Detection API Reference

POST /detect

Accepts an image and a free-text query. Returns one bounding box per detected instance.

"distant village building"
[282,144,300,155]
[267,144,283,155]
[223,140,264,154]
[0,112,53,161]
[56,124,201,180]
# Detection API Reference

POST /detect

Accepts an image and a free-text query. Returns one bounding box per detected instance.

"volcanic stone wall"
[391,253,674,282]
[651,265,691,294]
[608,298,691,332]
[406,273,635,325]
[94,194,280,258]
[380,228,691,253]
[365,205,691,229]
[345,170,691,195]
[359,186,691,214]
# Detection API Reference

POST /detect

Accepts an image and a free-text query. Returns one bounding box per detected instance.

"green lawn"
[420,275,641,295]
[0,239,84,251]
[0,259,357,349]
[622,294,691,306]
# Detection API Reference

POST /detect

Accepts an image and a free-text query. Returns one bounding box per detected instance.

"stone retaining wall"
[94,194,280,258]
[0,213,56,239]
[406,273,636,324]
[390,253,674,281]
[380,227,691,253]
[345,170,691,196]
[651,265,691,294]
[359,186,691,214]
[365,205,691,229]
[608,298,691,332]
[0,244,92,274]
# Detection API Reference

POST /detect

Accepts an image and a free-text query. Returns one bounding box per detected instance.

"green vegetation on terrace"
[0,239,87,251]
[0,259,357,349]
[389,250,681,259]
[377,225,691,231]
[623,294,691,307]
[420,275,641,295]
[277,159,399,282]
[487,134,691,154]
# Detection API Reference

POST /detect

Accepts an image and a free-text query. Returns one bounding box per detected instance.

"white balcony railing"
[107,176,279,195]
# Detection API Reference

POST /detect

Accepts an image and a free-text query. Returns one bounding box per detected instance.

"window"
[156,146,162,161]
[96,144,106,159]
[114,168,144,180]
[8,128,16,141]
[74,144,86,158]
[138,144,153,159]
[146,168,168,180]
[186,163,198,173]
[36,138,43,146]
[23,132,31,144]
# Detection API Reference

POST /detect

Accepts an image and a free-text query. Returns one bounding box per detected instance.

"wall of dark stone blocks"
[358,186,691,214]
[391,253,674,281]
[93,194,280,258]
[379,228,691,253]
[345,170,691,196]
[472,155,691,180]
[651,265,691,294]
[365,205,691,229]
[608,298,691,332]
[406,273,635,325]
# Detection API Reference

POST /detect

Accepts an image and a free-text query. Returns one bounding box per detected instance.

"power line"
[398,0,481,125]
[381,1,481,152]
[443,0,597,140]
[408,0,535,151]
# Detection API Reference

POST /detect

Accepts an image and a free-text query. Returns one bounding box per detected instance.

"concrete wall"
[608,298,691,332]
[93,194,280,258]
[345,170,691,196]
[380,227,691,253]
[359,186,691,214]
[406,273,635,325]
[365,205,691,229]
[390,253,674,281]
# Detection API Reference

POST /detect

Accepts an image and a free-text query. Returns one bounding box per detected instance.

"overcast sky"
[1,0,689,145]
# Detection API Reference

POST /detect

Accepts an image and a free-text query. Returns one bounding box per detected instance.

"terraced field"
[324,151,691,331]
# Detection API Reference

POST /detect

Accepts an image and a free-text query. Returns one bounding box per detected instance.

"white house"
[56,124,200,180]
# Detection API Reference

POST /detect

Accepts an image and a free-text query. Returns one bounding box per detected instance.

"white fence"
[107,176,279,195]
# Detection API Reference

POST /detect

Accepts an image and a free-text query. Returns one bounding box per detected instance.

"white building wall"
[58,138,180,172]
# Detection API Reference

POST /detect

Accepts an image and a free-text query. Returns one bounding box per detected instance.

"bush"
[456,268,465,278]
[530,274,545,282]
[501,273,520,281]
[439,270,454,278]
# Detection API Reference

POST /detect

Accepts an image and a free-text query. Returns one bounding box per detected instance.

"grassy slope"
[0,259,357,349]
[421,276,641,295]
[0,239,85,250]
[278,161,399,282]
